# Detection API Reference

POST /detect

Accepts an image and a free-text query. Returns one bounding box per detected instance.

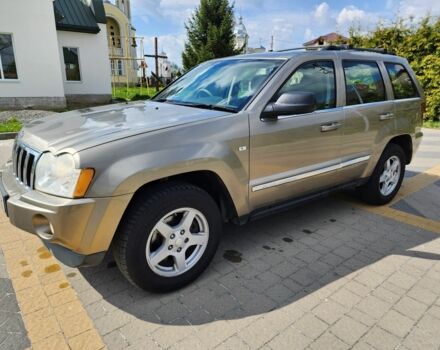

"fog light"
[32,214,54,240]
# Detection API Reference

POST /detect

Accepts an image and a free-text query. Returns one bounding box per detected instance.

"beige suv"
[0,47,424,292]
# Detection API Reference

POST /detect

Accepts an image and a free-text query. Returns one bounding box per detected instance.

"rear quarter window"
[385,63,419,99]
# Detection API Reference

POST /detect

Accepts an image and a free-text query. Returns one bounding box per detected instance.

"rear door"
[384,62,423,137]
[339,59,395,182]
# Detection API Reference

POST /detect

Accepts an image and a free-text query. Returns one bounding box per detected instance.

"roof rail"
[275,44,396,55]
[325,44,396,55]
[275,46,323,52]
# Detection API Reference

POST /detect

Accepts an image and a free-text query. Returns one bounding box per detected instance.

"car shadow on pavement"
[76,194,440,326]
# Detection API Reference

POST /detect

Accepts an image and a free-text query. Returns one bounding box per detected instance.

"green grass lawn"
[0,117,22,132]
[112,86,159,101]
[423,119,440,129]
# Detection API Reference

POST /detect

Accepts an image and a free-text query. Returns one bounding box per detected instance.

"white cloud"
[160,0,198,7]
[386,0,395,10]
[398,0,440,19]
[304,28,314,41]
[130,0,196,26]
[313,2,330,24]
[336,5,367,28]
[244,11,312,49]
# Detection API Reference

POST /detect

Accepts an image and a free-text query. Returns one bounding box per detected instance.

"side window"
[63,47,81,81]
[343,61,386,105]
[276,61,336,110]
[0,34,18,80]
[385,63,419,99]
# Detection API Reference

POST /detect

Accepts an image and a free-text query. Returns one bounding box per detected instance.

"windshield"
[154,59,284,112]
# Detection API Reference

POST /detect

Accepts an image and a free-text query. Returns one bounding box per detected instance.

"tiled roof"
[303,32,349,46]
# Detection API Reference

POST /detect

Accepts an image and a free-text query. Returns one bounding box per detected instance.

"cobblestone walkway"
[0,249,29,349]
[0,128,439,350]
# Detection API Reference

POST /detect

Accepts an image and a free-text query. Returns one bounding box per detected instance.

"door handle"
[379,112,395,121]
[320,122,341,132]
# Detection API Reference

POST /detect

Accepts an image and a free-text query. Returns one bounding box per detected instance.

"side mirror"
[261,91,317,120]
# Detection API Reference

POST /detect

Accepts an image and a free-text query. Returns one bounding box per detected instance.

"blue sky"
[127,0,439,67]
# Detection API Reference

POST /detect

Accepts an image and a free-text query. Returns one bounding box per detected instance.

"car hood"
[19,101,230,153]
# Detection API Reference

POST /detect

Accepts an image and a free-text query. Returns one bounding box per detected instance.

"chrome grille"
[12,143,40,188]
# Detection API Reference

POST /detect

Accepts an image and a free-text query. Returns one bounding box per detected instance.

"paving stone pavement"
[0,128,439,350]
[62,197,440,350]
[0,249,30,349]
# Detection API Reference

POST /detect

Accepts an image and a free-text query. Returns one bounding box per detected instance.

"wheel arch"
[126,170,239,223]
[388,134,413,164]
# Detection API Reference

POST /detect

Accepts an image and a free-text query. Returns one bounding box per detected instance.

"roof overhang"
[56,24,101,34]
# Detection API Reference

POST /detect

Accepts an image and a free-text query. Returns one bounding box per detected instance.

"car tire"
[357,143,406,205]
[112,182,222,292]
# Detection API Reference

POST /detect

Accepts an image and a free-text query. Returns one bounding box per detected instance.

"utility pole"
[144,37,168,91]
[270,35,274,52]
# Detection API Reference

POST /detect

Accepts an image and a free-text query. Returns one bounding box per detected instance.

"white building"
[104,0,139,86]
[234,16,249,52]
[0,0,112,110]
[234,16,266,54]
[158,52,172,82]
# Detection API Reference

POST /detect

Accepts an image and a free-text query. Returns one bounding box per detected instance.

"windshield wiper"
[207,105,238,113]
[153,99,237,113]
[173,101,237,113]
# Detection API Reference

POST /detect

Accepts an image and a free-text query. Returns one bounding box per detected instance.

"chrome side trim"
[252,155,371,192]
[340,155,371,167]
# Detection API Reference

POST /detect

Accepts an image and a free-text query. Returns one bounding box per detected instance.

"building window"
[63,47,81,81]
[111,60,124,76]
[0,34,18,80]
[117,60,123,75]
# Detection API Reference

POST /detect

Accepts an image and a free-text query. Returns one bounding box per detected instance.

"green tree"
[349,17,440,121]
[182,0,241,71]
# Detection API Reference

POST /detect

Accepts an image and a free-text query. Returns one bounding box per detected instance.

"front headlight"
[35,153,94,198]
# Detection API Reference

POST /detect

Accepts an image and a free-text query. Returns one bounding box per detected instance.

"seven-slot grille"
[12,143,40,188]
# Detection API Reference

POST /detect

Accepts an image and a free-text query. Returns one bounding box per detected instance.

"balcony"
[109,47,123,57]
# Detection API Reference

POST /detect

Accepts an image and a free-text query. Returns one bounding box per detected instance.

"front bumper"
[0,162,132,267]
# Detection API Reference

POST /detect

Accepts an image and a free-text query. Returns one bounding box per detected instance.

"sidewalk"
[0,128,439,350]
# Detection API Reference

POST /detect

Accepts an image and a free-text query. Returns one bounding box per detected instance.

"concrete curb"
[0,132,17,140]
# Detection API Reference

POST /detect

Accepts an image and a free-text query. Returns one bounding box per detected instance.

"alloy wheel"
[379,155,401,196]
[145,207,209,277]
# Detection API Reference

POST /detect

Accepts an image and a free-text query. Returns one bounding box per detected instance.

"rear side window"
[385,63,419,99]
[343,61,386,105]
[276,60,336,110]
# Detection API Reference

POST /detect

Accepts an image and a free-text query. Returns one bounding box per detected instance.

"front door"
[249,59,344,210]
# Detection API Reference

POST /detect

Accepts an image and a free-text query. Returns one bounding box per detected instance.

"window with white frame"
[63,47,81,81]
[110,59,124,76]
[0,34,18,80]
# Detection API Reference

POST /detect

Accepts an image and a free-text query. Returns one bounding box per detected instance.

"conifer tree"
[182,0,241,70]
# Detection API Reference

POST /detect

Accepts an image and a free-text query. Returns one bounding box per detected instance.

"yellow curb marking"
[391,164,440,205]
[365,206,440,234]
[354,164,440,233]
[0,216,105,350]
